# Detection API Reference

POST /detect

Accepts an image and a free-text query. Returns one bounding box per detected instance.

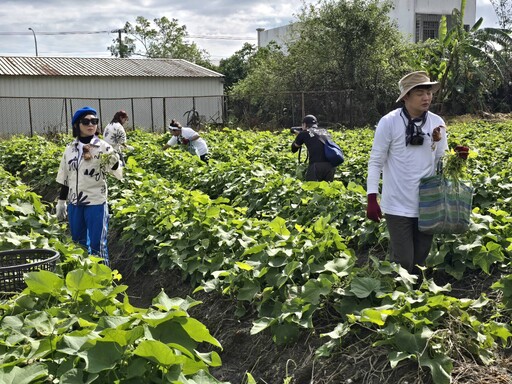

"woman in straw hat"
[365,71,448,273]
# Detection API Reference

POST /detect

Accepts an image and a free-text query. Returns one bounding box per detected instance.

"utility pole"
[112,28,126,58]
[28,27,38,56]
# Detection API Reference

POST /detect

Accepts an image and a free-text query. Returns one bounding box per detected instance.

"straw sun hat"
[396,71,440,103]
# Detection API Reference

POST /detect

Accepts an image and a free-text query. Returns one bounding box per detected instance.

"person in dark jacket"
[291,114,335,181]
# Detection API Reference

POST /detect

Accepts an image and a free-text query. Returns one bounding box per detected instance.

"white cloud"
[0,0,502,62]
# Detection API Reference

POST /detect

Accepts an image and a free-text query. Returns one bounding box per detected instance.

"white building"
[0,57,224,136]
[388,0,476,42]
[257,0,477,49]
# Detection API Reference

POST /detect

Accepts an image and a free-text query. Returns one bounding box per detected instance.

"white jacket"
[56,136,123,205]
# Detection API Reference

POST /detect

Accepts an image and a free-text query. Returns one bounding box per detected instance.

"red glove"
[181,138,190,145]
[454,145,469,160]
[366,193,382,222]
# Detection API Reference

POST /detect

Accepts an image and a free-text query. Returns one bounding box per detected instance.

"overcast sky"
[0,0,501,64]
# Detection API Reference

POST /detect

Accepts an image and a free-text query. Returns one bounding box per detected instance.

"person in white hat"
[365,71,449,273]
[163,119,209,163]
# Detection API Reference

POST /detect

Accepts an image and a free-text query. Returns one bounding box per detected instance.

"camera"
[409,134,424,146]
[290,127,302,134]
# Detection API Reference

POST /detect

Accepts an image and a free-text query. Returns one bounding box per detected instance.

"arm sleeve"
[105,145,123,180]
[435,123,449,165]
[166,136,178,147]
[56,150,68,185]
[292,131,306,153]
[366,121,390,195]
[58,184,69,200]
[117,125,127,145]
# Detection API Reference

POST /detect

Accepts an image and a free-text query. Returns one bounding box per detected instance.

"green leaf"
[321,258,351,277]
[302,277,332,305]
[179,318,222,349]
[25,270,64,294]
[320,322,350,340]
[78,341,124,373]
[359,308,390,326]
[57,335,91,354]
[133,339,179,366]
[66,269,103,292]
[268,217,290,238]
[350,277,381,298]
[237,280,260,301]
[0,363,48,384]
[152,290,202,312]
[394,328,428,354]
[100,327,144,347]
[242,244,267,256]
[250,317,275,335]
[388,351,414,368]
[419,354,453,384]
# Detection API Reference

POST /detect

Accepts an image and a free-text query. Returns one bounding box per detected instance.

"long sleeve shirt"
[367,108,448,217]
[56,136,122,205]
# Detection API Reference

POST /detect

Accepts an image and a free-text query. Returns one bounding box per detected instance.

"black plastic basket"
[0,249,60,293]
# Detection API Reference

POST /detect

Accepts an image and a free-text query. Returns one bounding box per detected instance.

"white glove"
[56,200,67,221]
[125,145,134,151]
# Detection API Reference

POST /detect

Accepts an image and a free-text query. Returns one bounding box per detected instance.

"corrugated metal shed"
[0,56,225,135]
[0,56,223,78]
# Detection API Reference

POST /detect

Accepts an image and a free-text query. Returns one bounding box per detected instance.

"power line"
[0,30,256,40]
[0,30,113,35]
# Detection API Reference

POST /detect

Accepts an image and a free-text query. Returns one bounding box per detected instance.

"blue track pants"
[67,203,109,265]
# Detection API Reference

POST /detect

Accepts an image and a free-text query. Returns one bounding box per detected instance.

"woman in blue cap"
[55,106,123,265]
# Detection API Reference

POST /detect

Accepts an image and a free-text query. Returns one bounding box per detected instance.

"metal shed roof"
[0,56,224,78]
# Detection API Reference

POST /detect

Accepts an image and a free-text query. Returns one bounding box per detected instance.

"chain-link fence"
[224,89,395,130]
[1,90,403,137]
[0,95,225,137]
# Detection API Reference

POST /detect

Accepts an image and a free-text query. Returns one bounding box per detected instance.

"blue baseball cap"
[72,106,97,125]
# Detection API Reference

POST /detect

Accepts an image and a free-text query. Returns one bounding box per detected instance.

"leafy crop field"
[0,118,511,383]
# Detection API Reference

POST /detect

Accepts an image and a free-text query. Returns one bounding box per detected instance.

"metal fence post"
[98,99,103,133]
[64,98,69,134]
[150,98,154,132]
[162,98,166,133]
[28,98,33,137]
[131,98,135,129]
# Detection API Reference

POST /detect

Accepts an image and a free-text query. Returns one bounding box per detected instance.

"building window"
[415,14,461,42]
[416,14,440,42]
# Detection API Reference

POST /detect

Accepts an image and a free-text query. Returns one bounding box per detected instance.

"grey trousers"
[385,214,433,273]
[305,162,335,182]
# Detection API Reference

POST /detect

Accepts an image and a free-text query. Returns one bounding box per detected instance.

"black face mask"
[402,108,427,146]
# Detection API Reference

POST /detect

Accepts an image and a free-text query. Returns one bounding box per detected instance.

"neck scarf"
[401,108,427,146]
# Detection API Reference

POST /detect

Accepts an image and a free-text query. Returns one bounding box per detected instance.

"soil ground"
[108,228,512,384]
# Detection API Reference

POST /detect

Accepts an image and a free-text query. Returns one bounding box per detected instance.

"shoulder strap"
[310,129,329,145]
[316,135,327,145]
[297,146,309,164]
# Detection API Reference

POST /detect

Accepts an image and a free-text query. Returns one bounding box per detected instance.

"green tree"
[108,16,212,67]
[231,0,410,126]
[288,0,408,94]
[217,43,258,90]
[490,0,512,29]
